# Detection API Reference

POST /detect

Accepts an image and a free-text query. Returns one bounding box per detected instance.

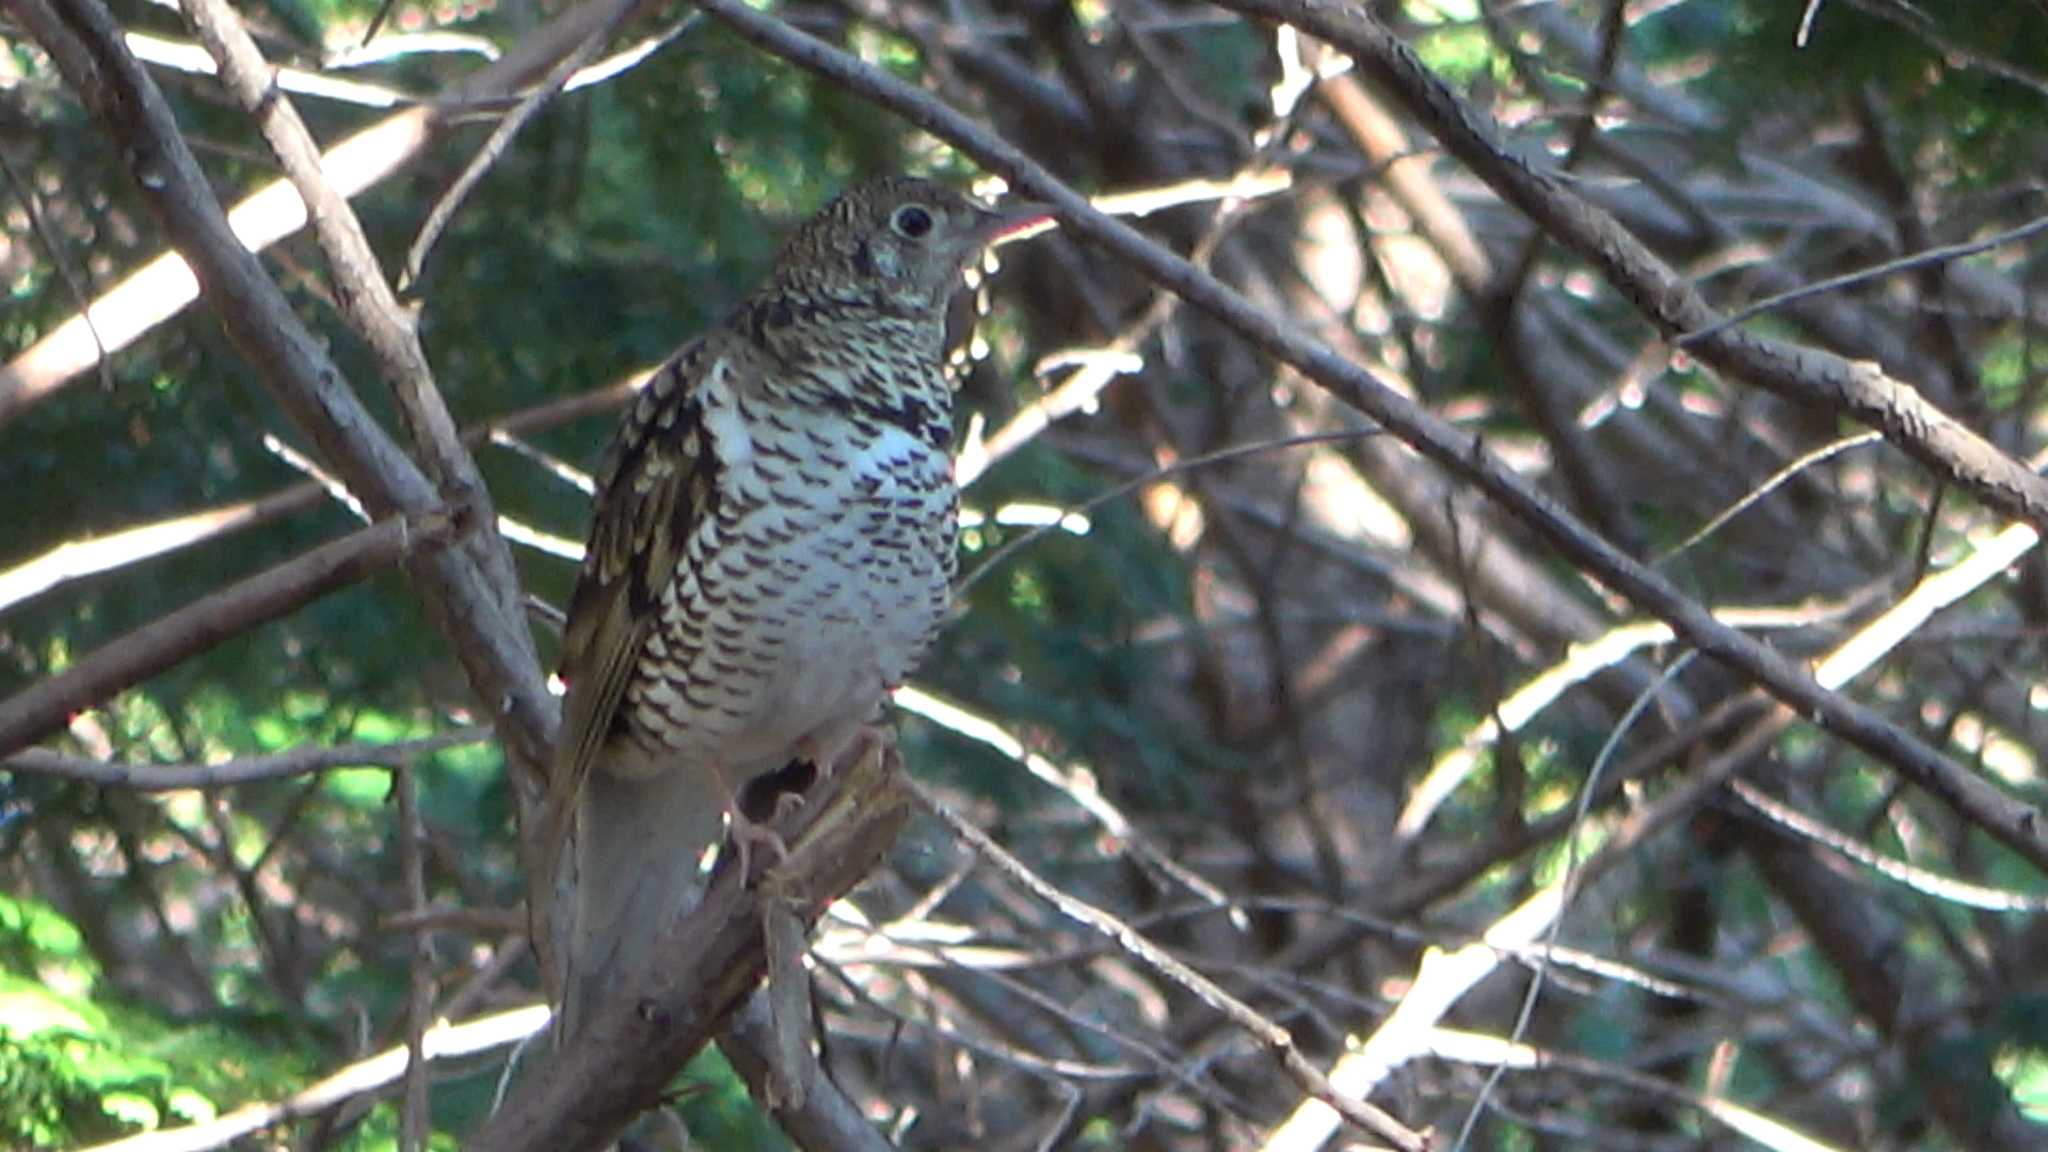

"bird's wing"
[545,338,721,866]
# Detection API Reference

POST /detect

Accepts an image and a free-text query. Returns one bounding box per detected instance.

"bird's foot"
[726,806,791,880]
[707,758,793,881]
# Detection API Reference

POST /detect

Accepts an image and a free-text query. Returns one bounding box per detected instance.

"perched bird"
[546,176,1047,1039]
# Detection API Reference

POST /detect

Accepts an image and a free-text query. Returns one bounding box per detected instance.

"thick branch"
[13,0,557,798]
[177,0,542,729]
[469,744,911,1152]
[719,995,897,1152]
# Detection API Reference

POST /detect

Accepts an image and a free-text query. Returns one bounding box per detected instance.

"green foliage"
[0,895,312,1146]
[1701,0,2047,180]
[1408,0,1498,89]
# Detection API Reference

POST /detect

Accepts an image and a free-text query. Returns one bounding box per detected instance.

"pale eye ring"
[892,204,934,239]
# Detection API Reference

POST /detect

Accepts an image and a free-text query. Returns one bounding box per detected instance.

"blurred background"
[3,0,2047,1147]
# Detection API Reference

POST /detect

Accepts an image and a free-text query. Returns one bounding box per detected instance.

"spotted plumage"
[547,176,1045,1039]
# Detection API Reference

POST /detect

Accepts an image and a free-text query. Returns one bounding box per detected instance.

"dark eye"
[892,204,934,239]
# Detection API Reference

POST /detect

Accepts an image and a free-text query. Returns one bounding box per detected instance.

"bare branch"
[395,758,436,1152]
[1223,0,2048,531]
[0,368,644,618]
[6,728,489,791]
[0,0,658,427]
[0,485,324,615]
[1680,210,2048,346]
[469,741,911,1152]
[178,0,544,760]
[10,0,562,864]
[910,779,1429,1152]
[0,508,463,757]
[78,1005,552,1152]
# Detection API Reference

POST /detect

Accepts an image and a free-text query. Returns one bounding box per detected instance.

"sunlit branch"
[6,728,489,791]
[78,1005,552,1152]
[0,508,462,758]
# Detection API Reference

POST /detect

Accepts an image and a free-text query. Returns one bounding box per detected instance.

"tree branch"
[12,0,561,877]
[911,779,1429,1152]
[468,741,911,1152]
[177,0,541,717]
[1221,0,2048,529]
[0,508,462,757]
[5,728,489,791]
[0,0,656,427]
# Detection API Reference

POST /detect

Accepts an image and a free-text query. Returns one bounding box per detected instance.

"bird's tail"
[553,753,730,1044]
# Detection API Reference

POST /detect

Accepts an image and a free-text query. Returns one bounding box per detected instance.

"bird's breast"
[625,409,956,768]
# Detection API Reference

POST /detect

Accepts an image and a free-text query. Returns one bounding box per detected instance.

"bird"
[544,175,1048,1041]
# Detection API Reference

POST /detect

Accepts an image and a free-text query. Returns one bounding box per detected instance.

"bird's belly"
[751,516,946,744]
[626,437,954,771]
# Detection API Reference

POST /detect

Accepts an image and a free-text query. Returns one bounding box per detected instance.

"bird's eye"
[892,204,934,239]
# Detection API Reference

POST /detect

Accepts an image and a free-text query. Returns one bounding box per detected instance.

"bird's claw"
[727,809,791,880]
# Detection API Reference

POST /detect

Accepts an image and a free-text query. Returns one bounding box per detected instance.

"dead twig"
[909,778,1430,1152]
[0,508,464,757]
[6,728,489,791]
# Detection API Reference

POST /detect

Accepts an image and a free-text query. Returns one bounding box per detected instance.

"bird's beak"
[975,201,1055,247]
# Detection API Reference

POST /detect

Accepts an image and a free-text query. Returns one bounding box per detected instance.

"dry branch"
[1745,823,2046,1149]
[0,369,646,618]
[469,742,911,1152]
[912,779,1430,1152]
[1224,0,2048,529]
[6,728,488,791]
[0,508,462,757]
[0,484,325,615]
[721,995,898,1152]
[79,1006,552,1152]
[178,0,536,690]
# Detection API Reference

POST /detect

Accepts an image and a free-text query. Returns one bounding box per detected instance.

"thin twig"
[395,757,436,1150]
[0,146,116,396]
[894,686,1242,921]
[402,10,685,289]
[909,778,1429,1152]
[1679,210,2048,347]
[1655,431,1885,566]
[1730,780,2048,913]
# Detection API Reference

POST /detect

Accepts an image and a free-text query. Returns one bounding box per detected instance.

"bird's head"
[772,175,1049,314]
